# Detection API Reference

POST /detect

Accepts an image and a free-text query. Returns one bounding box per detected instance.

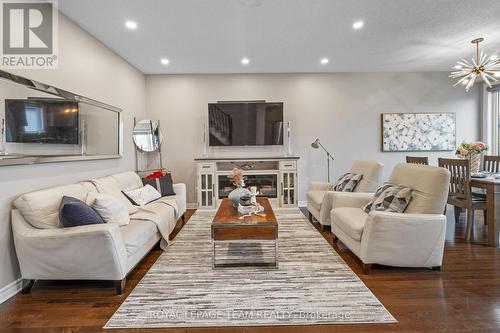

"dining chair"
[482,155,500,173]
[479,155,500,225]
[438,158,487,240]
[406,156,429,165]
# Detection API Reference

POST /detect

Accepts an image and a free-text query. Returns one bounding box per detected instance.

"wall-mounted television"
[208,102,283,146]
[5,99,79,144]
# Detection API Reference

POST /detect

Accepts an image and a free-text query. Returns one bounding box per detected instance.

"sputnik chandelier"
[450,38,500,92]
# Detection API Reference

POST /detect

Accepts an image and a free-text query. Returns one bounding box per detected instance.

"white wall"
[146,73,480,204]
[0,14,146,291]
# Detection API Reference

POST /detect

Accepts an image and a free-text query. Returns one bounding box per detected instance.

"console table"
[195,156,300,209]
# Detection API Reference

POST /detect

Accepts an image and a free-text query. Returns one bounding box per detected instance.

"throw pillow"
[334,173,363,192]
[87,193,130,226]
[59,196,104,228]
[142,173,176,196]
[123,184,161,206]
[363,184,413,213]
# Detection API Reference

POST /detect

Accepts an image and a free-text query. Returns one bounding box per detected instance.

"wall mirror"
[133,119,162,152]
[0,70,122,166]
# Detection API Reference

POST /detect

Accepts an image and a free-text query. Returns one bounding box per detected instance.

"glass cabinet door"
[281,171,296,207]
[200,173,214,208]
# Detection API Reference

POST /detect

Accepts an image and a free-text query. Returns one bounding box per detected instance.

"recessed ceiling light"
[241,57,250,65]
[125,20,137,30]
[352,20,364,30]
[320,58,329,65]
[160,58,169,65]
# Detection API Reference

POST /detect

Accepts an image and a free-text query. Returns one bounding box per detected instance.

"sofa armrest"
[173,183,186,198]
[360,211,446,268]
[319,192,373,226]
[173,183,187,216]
[12,209,128,280]
[308,181,333,191]
[330,192,373,209]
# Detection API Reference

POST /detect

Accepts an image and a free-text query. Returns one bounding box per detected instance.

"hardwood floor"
[1,207,499,332]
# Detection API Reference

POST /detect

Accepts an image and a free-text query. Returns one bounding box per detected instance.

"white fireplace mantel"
[194,156,299,210]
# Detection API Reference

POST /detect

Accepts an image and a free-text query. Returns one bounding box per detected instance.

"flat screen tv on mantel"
[208,102,284,146]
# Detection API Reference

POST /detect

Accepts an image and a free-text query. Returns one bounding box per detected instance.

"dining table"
[470,176,500,247]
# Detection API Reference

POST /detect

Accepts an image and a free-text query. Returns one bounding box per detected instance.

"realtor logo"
[1,0,58,68]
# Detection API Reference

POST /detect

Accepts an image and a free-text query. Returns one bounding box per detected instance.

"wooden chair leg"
[114,278,126,295]
[453,206,461,224]
[21,279,35,294]
[465,209,474,241]
[362,263,372,275]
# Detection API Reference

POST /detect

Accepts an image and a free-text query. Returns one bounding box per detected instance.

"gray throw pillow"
[363,184,413,213]
[59,196,104,228]
[334,173,363,192]
[142,173,176,197]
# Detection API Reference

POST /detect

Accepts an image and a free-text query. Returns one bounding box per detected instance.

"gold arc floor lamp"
[311,138,335,183]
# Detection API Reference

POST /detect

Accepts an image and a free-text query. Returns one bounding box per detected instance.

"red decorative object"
[144,170,174,183]
[145,170,164,179]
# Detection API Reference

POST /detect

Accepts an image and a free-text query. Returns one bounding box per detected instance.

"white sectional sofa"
[11,171,186,294]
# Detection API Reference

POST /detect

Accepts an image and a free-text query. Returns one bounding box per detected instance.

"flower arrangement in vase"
[456,141,488,174]
[227,168,251,207]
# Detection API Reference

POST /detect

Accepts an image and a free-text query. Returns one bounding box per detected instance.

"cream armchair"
[306,160,383,229]
[330,163,450,274]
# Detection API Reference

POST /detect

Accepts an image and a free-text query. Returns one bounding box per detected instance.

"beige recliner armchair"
[330,163,450,274]
[306,160,383,229]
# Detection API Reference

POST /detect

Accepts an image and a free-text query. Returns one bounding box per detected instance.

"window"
[485,85,500,154]
[23,106,44,133]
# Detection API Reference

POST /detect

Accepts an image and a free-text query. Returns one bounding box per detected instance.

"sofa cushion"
[120,220,159,257]
[111,172,143,191]
[123,185,161,206]
[144,200,177,228]
[59,196,104,228]
[334,173,363,192]
[14,183,90,229]
[91,176,138,215]
[306,190,325,211]
[88,193,130,226]
[363,184,413,213]
[388,163,450,214]
[331,207,368,241]
[350,160,384,193]
[143,173,176,197]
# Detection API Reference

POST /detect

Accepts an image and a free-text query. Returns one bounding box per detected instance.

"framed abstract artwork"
[381,113,456,152]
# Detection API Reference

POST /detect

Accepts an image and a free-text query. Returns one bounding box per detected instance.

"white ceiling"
[58,0,500,74]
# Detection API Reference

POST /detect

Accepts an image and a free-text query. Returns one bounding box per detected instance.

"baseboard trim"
[0,278,22,304]
[298,201,307,208]
[186,203,198,209]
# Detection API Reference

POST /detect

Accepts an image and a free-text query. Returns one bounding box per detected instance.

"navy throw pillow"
[142,173,176,197]
[59,196,104,228]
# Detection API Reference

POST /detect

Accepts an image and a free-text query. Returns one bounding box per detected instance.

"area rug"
[105,210,396,328]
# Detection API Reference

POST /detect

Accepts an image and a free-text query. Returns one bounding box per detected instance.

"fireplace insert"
[218,174,278,199]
